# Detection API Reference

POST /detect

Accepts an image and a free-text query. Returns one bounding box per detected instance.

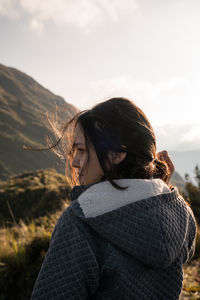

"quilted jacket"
[31,179,197,300]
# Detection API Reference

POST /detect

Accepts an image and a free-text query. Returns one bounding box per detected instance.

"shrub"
[0,169,71,226]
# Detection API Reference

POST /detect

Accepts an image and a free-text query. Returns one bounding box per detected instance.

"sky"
[1,0,200,152]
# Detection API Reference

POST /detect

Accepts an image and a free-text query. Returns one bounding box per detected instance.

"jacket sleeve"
[179,204,197,265]
[31,207,100,300]
[184,208,197,263]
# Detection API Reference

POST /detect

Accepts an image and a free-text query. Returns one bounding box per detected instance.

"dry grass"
[0,209,65,300]
[181,259,200,299]
[180,223,200,300]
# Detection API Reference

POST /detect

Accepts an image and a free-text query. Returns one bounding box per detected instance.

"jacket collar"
[70,180,103,202]
[73,178,170,218]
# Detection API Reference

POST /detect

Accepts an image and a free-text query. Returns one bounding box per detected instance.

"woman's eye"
[78,148,85,153]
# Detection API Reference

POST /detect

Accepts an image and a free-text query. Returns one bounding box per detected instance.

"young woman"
[31,97,196,300]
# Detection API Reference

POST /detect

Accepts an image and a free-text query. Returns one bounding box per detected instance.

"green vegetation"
[0,63,78,180]
[0,215,60,300]
[183,165,200,262]
[0,169,70,300]
[186,182,200,222]
[0,169,71,226]
[195,225,200,261]
[185,165,200,222]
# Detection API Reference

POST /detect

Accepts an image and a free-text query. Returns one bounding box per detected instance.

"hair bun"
[153,158,169,183]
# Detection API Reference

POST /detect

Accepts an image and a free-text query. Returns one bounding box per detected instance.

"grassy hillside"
[0,168,70,300]
[0,169,71,226]
[0,64,78,180]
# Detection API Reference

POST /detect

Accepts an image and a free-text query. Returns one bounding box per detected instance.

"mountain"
[0,64,78,180]
[170,171,186,193]
[169,150,200,184]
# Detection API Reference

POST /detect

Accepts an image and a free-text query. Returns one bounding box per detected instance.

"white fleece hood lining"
[78,178,170,218]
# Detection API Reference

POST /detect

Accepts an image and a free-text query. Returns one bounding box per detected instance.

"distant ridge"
[169,150,200,183]
[170,171,186,193]
[0,64,78,180]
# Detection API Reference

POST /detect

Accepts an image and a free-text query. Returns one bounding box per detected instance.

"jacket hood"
[71,179,196,268]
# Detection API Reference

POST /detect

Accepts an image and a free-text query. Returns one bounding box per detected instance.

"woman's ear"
[108,151,127,165]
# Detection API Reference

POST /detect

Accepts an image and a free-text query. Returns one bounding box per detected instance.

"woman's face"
[72,123,104,185]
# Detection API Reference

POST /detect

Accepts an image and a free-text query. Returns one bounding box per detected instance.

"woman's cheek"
[81,153,87,170]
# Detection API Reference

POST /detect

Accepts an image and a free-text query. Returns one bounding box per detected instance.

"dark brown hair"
[62,97,169,189]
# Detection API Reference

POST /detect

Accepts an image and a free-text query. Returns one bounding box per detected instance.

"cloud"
[0,0,19,19]
[88,75,199,125]
[0,0,138,32]
[30,18,44,34]
[179,125,200,147]
[154,123,200,151]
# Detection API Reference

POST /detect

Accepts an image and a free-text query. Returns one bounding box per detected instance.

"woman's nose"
[72,154,79,169]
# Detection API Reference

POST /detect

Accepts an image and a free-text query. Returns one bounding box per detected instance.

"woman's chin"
[78,175,84,185]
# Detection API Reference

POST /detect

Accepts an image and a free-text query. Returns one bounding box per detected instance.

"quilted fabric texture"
[31,180,197,300]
